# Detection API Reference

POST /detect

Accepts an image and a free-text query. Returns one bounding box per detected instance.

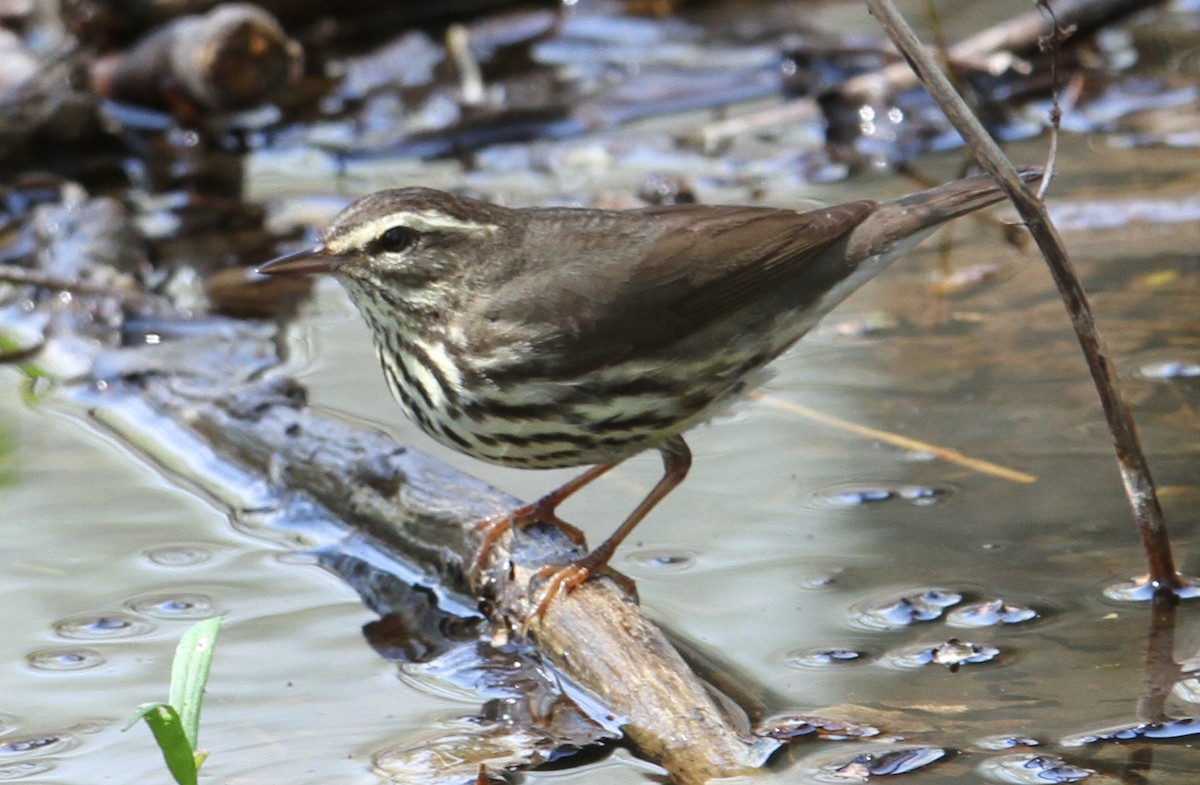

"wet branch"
[89,3,303,116]
[864,0,1181,594]
[0,262,157,306]
[846,0,1162,102]
[132,374,772,784]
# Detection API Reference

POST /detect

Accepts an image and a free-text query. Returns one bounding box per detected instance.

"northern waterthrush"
[259,170,1034,619]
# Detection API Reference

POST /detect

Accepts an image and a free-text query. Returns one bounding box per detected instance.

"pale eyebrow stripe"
[329,212,498,252]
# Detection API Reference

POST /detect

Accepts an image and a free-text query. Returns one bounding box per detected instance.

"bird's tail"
[845,168,1041,261]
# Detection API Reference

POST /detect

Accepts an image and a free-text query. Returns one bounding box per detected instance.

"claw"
[470,441,689,627]
[466,512,518,583]
[519,562,594,637]
[467,503,590,586]
[468,460,620,587]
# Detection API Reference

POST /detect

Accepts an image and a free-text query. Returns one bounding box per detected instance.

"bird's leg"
[468,461,617,582]
[523,436,692,632]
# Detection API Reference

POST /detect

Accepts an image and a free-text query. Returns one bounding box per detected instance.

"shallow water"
[4,1,1200,784]
[9,140,1197,783]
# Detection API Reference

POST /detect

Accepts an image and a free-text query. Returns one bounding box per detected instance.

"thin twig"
[1034,0,1067,198]
[865,0,1180,594]
[757,393,1036,484]
[447,24,486,107]
[0,263,156,306]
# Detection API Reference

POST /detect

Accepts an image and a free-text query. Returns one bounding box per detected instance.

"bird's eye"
[378,226,418,253]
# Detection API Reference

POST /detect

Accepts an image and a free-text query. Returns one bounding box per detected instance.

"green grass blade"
[168,616,221,752]
[126,703,198,785]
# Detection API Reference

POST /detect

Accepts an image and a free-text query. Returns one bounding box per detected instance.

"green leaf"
[168,617,222,752]
[126,703,198,785]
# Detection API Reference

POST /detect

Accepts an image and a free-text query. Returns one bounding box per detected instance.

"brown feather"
[468,201,876,377]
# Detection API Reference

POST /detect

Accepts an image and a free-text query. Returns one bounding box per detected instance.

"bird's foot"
[466,499,587,586]
[518,550,637,636]
[520,561,594,637]
[466,513,518,585]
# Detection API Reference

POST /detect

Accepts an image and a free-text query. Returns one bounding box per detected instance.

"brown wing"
[469,199,877,377]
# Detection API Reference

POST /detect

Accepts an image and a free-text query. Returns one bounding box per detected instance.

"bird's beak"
[256,245,345,276]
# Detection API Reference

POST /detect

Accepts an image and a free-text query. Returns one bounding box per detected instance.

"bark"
[129,372,775,784]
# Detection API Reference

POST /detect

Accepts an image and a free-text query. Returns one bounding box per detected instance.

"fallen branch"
[89,3,303,117]
[690,0,1165,151]
[844,0,1157,103]
[128,373,775,784]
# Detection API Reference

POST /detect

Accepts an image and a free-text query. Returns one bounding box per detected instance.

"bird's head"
[258,188,509,292]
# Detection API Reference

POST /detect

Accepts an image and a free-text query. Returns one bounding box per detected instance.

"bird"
[258,169,1034,623]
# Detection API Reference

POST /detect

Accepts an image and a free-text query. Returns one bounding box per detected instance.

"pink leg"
[468,461,619,581]
[523,436,692,631]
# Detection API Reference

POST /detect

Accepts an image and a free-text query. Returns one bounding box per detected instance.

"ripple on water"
[0,760,56,780]
[1139,360,1200,380]
[143,543,214,567]
[125,592,218,620]
[0,732,77,758]
[1102,574,1200,601]
[849,587,963,630]
[25,648,105,672]
[624,547,697,573]
[785,646,870,669]
[811,482,953,509]
[1062,717,1200,746]
[976,735,1041,751]
[757,713,881,741]
[52,612,154,640]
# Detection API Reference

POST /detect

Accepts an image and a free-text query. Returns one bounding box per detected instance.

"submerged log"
[133,372,776,783]
[89,3,303,116]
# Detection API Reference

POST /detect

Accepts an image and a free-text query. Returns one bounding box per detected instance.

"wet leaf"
[947,599,1038,628]
[831,746,948,778]
[852,588,963,630]
[1063,717,1200,746]
[758,713,881,741]
[889,639,1000,671]
[979,753,1094,784]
